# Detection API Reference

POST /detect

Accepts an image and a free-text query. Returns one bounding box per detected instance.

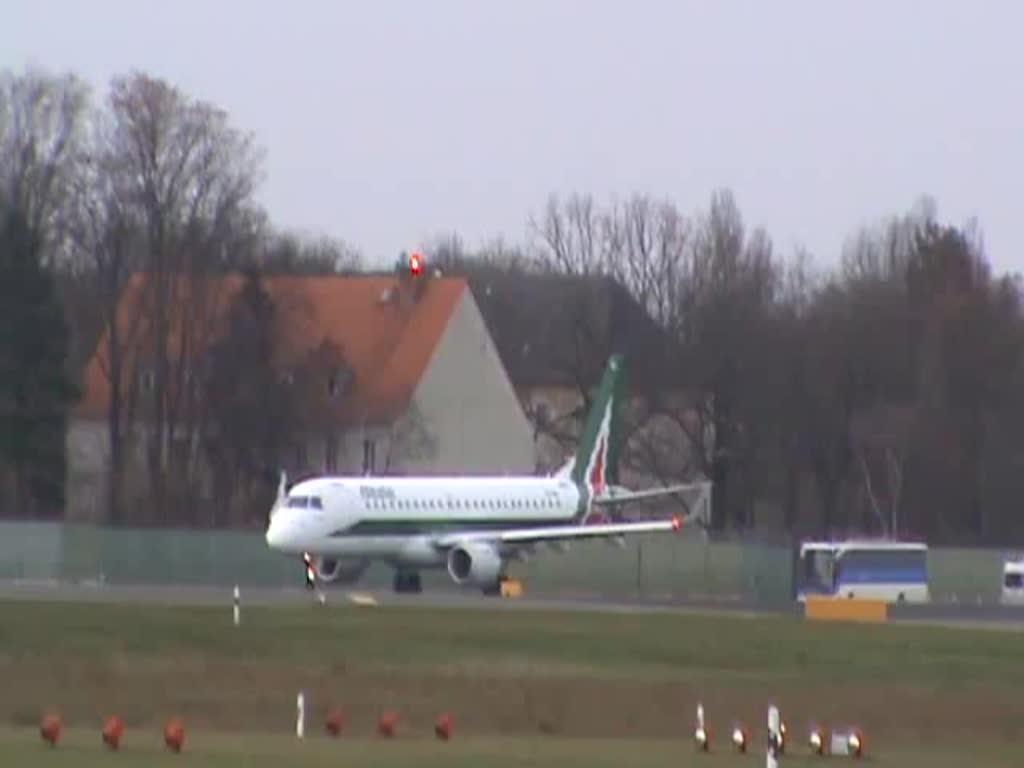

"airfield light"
[694,726,708,751]
[694,702,709,751]
[435,712,453,740]
[101,715,123,751]
[809,727,825,755]
[40,713,61,747]
[731,725,747,752]
[163,717,185,753]
[378,710,398,738]
[847,729,864,758]
[325,708,345,737]
[409,251,423,276]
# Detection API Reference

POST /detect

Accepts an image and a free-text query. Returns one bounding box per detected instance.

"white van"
[1001,558,1024,605]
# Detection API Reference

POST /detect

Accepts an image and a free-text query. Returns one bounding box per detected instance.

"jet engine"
[312,556,369,585]
[446,542,503,588]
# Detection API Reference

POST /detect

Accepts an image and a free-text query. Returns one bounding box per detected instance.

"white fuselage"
[265,475,587,568]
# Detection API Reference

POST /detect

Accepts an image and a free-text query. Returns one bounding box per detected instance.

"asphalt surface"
[1,579,1023,629]
[0,579,770,617]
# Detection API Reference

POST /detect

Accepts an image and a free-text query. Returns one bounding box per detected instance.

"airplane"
[264,354,711,595]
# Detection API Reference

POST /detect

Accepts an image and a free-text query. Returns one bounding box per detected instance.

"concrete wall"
[0,520,1013,606]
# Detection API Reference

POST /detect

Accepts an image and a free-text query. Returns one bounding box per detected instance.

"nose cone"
[265,516,285,549]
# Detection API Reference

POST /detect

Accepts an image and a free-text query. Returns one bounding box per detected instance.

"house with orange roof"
[67,269,536,523]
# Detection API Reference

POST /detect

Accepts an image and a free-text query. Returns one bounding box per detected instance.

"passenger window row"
[365,497,559,511]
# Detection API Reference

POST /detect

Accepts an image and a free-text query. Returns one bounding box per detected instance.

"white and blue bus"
[797,540,930,603]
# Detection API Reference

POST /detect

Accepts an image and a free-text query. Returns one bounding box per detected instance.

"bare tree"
[0,68,91,263]
[529,193,610,275]
[257,229,363,274]
[64,114,147,523]
[669,189,782,529]
[102,70,266,521]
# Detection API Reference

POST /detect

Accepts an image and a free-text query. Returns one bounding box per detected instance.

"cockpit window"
[285,495,323,509]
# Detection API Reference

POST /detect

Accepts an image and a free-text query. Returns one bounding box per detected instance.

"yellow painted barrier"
[804,596,887,623]
[500,579,524,598]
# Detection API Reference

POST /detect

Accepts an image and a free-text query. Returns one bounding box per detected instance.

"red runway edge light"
[434,712,453,740]
[164,717,185,753]
[325,708,345,737]
[378,710,398,737]
[102,715,124,750]
[40,713,61,747]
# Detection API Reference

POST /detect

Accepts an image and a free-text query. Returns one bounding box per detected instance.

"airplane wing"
[432,516,681,549]
[592,481,707,506]
[431,481,711,550]
[427,495,717,550]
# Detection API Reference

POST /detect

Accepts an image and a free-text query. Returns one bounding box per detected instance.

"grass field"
[2,597,1023,766]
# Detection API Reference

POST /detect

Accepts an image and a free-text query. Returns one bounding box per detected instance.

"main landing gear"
[393,568,422,594]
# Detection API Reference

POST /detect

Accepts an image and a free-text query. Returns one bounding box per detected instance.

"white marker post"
[233,585,240,626]
[296,691,305,739]
[767,704,781,768]
[694,701,709,751]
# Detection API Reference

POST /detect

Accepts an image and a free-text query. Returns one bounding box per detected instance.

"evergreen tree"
[203,268,294,524]
[0,205,79,517]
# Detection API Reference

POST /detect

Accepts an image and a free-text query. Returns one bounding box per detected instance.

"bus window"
[837,547,927,579]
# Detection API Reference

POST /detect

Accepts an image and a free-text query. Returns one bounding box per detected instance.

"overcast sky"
[4,1,1022,273]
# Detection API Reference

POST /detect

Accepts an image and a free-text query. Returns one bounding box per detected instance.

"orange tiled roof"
[75,272,466,425]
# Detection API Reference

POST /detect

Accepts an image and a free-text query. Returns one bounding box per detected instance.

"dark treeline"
[430,194,1024,545]
[0,67,361,525]
[2,66,1023,544]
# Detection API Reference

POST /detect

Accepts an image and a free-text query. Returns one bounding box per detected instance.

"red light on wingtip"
[409,252,423,275]
[671,516,682,530]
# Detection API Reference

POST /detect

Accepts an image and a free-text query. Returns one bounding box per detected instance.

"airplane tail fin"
[570,354,625,518]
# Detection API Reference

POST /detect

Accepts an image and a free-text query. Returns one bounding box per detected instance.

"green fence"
[0,521,1011,604]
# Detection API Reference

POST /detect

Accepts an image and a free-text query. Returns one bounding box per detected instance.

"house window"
[362,438,376,474]
[327,367,351,399]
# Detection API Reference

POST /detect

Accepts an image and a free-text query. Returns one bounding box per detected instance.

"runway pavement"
[1,578,1023,628]
[0,579,771,618]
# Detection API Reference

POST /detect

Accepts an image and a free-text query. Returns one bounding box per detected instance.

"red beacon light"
[409,251,424,276]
